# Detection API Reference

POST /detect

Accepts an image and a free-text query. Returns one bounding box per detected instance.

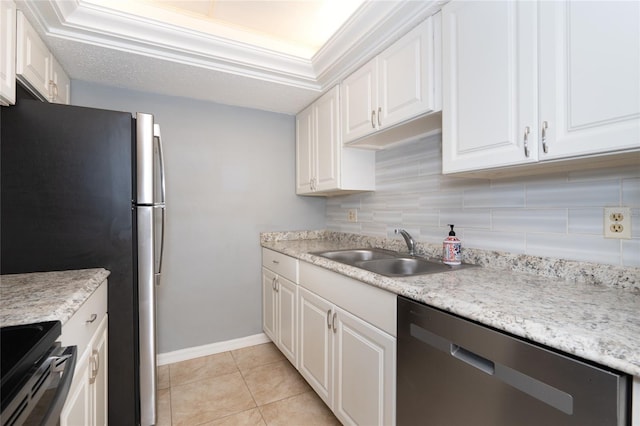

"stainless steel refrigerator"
[1,95,165,426]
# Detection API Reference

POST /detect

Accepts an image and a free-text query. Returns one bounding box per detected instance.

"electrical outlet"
[347,209,358,223]
[604,207,631,239]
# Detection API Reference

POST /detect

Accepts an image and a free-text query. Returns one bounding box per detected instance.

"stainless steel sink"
[314,248,397,263]
[358,257,455,276]
[312,248,474,277]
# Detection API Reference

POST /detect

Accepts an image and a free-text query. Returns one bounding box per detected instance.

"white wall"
[72,81,326,353]
[327,135,640,268]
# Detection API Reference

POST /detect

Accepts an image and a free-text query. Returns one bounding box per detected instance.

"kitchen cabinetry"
[298,262,396,426]
[442,0,640,176]
[262,248,298,366]
[16,11,70,104]
[296,85,375,196]
[341,15,441,149]
[60,281,108,426]
[0,0,16,105]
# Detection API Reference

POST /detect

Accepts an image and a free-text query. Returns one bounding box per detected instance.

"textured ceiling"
[17,0,442,114]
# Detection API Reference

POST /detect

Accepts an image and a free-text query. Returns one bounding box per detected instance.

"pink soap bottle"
[443,224,461,265]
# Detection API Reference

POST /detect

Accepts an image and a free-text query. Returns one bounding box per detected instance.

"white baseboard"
[157,333,272,366]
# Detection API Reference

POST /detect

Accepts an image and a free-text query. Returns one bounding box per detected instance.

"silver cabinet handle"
[327,310,332,329]
[90,349,100,384]
[541,121,549,153]
[86,313,97,324]
[371,110,376,128]
[49,80,58,101]
[272,277,277,291]
[272,260,279,264]
[275,277,279,292]
[523,126,531,158]
[332,312,337,332]
[377,107,382,127]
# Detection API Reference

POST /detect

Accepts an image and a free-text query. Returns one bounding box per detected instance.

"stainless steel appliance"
[1,95,166,426]
[0,321,77,426]
[397,296,629,426]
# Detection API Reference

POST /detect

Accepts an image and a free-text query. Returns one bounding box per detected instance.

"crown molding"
[17,0,319,89]
[314,0,445,90]
[15,0,446,109]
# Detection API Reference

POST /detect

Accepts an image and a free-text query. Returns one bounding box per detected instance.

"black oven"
[0,321,77,426]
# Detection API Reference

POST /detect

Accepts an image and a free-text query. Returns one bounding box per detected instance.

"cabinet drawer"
[61,280,107,356]
[262,248,298,282]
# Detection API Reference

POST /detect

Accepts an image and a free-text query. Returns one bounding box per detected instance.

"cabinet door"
[16,11,51,101]
[296,104,314,194]
[0,0,16,106]
[314,86,340,192]
[91,316,108,426]
[378,16,440,130]
[262,268,278,342]
[51,56,71,105]
[341,59,377,143]
[276,276,297,367]
[298,287,333,407]
[442,1,538,174]
[538,1,640,160]
[60,354,91,426]
[333,306,396,426]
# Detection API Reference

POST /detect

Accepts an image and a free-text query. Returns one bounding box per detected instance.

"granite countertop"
[0,268,110,327]
[261,231,640,377]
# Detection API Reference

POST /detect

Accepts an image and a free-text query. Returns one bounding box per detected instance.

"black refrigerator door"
[1,99,139,426]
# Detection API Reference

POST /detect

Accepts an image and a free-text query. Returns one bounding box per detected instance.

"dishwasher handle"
[451,344,495,375]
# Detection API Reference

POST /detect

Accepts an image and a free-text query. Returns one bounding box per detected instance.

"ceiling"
[16,0,442,114]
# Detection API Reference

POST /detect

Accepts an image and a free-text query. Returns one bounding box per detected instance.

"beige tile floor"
[156,342,341,426]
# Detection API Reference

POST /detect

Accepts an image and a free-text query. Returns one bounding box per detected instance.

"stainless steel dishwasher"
[397,296,630,426]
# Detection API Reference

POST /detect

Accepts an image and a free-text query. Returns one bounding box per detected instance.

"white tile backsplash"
[326,135,640,267]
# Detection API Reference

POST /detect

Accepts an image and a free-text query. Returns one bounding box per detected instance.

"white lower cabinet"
[297,263,396,426]
[262,248,299,366]
[262,267,297,365]
[60,281,108,426]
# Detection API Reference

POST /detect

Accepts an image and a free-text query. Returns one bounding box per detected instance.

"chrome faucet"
[395,229,416,256]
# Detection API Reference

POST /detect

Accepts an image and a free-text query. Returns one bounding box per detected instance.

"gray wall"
[328,135,640,267]
[72,81,326,353]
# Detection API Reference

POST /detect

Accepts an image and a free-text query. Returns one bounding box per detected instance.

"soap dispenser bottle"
[443,224,461,265]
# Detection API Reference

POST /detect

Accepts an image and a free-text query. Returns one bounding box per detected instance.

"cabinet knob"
[86,313,98,324]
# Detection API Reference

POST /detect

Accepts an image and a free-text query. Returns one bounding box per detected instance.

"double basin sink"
[312,248,474,277]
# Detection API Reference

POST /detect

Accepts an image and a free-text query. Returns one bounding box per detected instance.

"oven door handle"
[41,345,77,426]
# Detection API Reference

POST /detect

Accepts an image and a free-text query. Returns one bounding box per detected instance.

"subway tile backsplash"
[326,134,640,267]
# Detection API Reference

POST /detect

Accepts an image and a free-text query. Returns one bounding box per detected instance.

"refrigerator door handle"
[153,124,166,205]
[155,205,166,283]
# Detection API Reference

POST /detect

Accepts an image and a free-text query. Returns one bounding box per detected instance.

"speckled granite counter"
[261,231,640,377]
[0,268,110,327]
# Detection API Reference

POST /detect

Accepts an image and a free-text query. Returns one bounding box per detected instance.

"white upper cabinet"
[442,1,537,173]
[342,15,442,148]
[296,85,375,196]
[0,0,16,106]
[538,0,640,160]
[16,10,70,104]
[442,0,640,175]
